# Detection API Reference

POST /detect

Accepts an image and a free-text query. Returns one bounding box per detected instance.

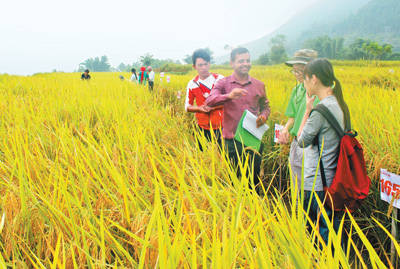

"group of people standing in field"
[184,47,351,248]
[80,66,156,92]
[130,66,155,91]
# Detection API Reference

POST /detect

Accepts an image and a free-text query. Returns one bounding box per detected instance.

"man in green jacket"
[277,49,318,191]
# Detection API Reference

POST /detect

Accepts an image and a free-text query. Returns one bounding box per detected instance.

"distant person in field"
[206,47,270,188]
[81,69,91,80]
[148,66,155,91]
[130,68,138,83]
[277,49,319,190]
[185,48,224,150]
[119,75,125,81]
[297,58,351,247]
[138,66,149,85]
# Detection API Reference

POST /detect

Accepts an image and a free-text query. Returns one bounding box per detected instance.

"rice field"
[0,62,399,268]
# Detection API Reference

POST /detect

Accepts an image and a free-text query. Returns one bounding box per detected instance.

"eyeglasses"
[290,68,304,75]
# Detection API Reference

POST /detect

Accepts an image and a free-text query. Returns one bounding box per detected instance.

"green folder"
[234,110,263,151]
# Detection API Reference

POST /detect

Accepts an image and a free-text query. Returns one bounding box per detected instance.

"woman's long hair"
[131,68,137,80]
[304,58,351,131]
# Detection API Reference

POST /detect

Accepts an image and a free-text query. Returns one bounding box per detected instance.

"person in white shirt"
[130,68,138,83]
[147,66,155,91]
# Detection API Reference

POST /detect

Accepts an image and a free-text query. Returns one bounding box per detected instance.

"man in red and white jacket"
[185,49,224,150]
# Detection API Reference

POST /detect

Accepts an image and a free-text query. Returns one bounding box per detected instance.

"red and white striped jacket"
[185,73,224,130]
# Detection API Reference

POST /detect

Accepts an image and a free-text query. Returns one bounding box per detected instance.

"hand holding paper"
[234,110,269,150]
[241,110,269,140]
[256,115,266,127]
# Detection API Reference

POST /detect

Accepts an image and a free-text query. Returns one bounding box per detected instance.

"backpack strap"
[312,104,345,138]
[310,104,344,190]
[317,141,328,189]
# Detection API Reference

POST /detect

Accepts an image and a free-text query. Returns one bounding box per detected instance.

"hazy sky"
[1,0,318,75]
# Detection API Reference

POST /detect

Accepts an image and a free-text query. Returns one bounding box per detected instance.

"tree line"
[78,48,219,73]
[255,34,400,65]
[78,54,182,72]
[303,36,400,61]
[77,36,400,72]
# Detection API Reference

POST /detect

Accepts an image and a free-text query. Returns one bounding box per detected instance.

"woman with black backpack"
[296,58,351,247]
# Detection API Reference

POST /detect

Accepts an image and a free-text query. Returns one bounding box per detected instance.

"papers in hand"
[242,110,269,140]
[274,124,284,143]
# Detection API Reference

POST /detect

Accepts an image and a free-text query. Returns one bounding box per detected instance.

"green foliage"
[304,36,397,60]
[252,35,286,65]
[269,35,288,64]
[115,56,181,72]
[183,54,192,65]
[79,55,111,72]
[140,53,155,66]
[255,53,270,65]
[304,36,345,59]
[117,63,132,72]
[159,63,192,74]
[137,54,180,69]
[346,39,394,60]
[390,53,400,60]
[346,38,369,60]
[362,42,393,60]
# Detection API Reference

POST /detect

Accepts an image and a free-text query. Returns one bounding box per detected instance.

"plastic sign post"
[380,169,400,265]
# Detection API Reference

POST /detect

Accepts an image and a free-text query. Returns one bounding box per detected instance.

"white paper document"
[242,110,269,140]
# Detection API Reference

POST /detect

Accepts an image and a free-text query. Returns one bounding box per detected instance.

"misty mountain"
[298,0,400,53]
[216,0,399,63]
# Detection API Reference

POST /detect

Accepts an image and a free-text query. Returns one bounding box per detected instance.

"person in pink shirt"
[206,47,270,188]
